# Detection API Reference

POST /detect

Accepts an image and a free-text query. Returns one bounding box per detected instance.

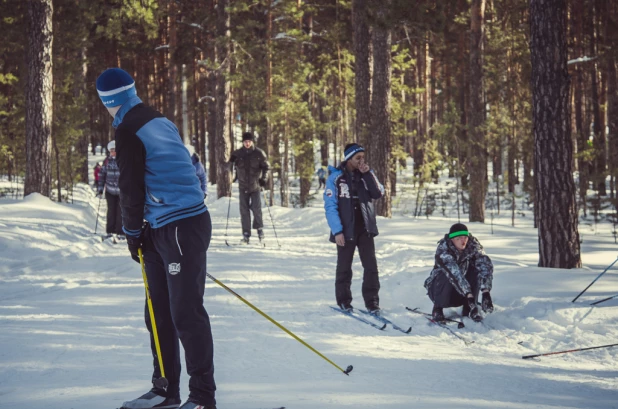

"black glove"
[259,178,266,187]
[482,291,494,313]
[466,297,482,322]
[204,193,208,200]
[126,234,142,264]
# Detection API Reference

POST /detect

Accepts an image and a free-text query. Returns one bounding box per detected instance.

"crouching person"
[424,223,494,323]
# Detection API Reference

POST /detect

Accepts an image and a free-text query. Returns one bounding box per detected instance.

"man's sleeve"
[362,170,385,199]
[324,175,343,235]
[98,163,107,191]
[473,239,494,291]
[260,150,271,179]
[115,128,146,236]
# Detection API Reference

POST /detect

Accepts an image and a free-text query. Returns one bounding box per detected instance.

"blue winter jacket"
[113,96,207,236]
[324,164,384,243]
[98,156,120,196]
[192,153,207,195]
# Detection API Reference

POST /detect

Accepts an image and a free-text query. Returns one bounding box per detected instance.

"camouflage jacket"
[424,233,493,297]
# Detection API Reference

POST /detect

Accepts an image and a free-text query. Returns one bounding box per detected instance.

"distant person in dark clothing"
[229,132,270,244]
[317,167,326,189]
[324,143,384,314]
[94,162,102,188]
[98,141,122,237]
[424,223,494,323]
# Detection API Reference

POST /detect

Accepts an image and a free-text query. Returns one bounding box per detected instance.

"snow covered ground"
[1,174,618,408]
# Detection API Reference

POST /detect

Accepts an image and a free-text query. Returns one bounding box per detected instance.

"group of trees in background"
[1,0,617,268]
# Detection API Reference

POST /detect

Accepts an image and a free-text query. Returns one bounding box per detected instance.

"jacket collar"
[112,96,143,128]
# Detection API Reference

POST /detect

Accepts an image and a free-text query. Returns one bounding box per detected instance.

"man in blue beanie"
[324,143,384,314]
[96,68,216,409]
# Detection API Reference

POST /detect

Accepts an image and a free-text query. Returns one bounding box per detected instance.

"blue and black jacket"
[113,96,207,236]
[324,163,384,243]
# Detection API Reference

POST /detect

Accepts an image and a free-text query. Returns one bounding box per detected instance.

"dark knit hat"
[448,223,469,239]
[343,143,365,161]
[96,68,137,107]
[242,132,255,142]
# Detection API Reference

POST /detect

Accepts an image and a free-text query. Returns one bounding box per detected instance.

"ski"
[405,306,465,328]
[330,306,386,330]
[358,310,412,334]
[406,307,473,346]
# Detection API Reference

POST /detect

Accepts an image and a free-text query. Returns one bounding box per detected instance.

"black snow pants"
[141,211,216,406]
[427,265,480,308]
[239,189,263,236]
[335,231,380,309]
[105,191,123,235]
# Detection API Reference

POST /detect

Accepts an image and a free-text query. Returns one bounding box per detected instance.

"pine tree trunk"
[468,0,487,222]
[530,0,581,268]
[606,2,618,200]
[25,0,53,198]
[215,0,232,198]
[352,0,371,147]
[369,2,391,218]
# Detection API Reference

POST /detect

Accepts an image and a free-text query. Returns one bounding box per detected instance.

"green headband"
[449,230,469,239]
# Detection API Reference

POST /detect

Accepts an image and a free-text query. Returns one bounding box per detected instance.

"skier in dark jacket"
[324,143,384,314]
[96,67,216,409]
[98,141,123,238]
[424,223,494,323]
[229,132,270,244]
[191,152,207,198]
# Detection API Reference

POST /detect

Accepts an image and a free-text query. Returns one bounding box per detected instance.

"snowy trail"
[0,190,618,408]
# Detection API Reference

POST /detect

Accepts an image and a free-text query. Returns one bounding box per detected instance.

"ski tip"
[343,364,353,375]
[404,326,412,333]
[379,323,387,330]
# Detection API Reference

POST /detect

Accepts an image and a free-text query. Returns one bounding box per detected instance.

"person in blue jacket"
[96,68,216,409]
[324,143,385,314]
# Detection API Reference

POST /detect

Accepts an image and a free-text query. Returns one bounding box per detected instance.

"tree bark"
[215,0,232,198]
[606,2,618,200]
[530,0,581,268]
[369,2,391,217]
[352,0,371,147]
[468,0,487,222]
[25,0,53,198]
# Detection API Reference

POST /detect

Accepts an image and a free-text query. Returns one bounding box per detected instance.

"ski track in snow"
[1,174,618,408]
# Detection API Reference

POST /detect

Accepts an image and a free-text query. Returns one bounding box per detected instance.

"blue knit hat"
[96,68,137,107]
[343,143,365,161]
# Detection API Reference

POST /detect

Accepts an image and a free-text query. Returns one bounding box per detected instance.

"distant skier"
[96,67,216,409]
[229,132,270,244]
[189,148,207,199]
[93,162,101,188]
[424,223,494,323]
[316,166,326,189]
[324,143,384,314]
[97,141,122,239]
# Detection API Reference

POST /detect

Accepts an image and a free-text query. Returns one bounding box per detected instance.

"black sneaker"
[257,228,264,240]
[432,306,445,322]
[120,390,180,409]
[241,232,250,244]
[339,302,353,312]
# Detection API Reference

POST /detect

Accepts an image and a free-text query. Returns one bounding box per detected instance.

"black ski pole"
[522,342,618,360]
[262,189,281,247]
[590,292,618,306]
[572,256,618,303]
[224,191,232,247]
[205,272,352,375]
[93,186,105,234]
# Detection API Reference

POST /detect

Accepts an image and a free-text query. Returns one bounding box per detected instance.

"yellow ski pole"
[138,248,169,389]
[206,272,353,375]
